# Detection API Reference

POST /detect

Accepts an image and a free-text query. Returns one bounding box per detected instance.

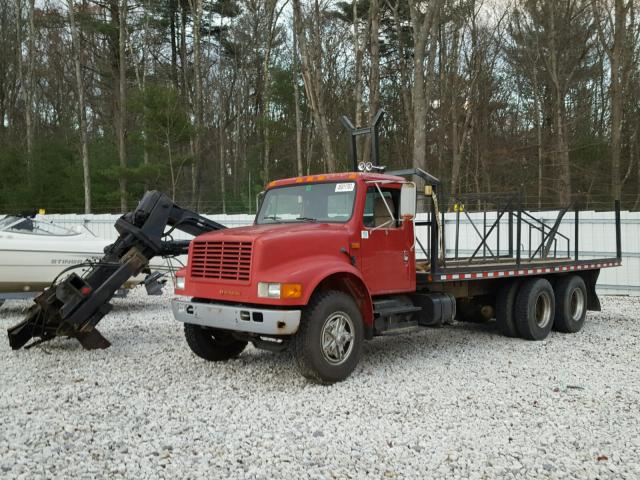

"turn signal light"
[281,283,302,299]
[258,282,302,299]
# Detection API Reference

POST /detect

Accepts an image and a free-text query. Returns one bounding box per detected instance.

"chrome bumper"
[171,299,301,335]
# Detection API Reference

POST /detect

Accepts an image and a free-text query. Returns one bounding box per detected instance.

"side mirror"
[399,183,416,219]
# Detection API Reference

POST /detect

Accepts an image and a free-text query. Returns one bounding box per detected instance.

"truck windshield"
[256,182,357,224]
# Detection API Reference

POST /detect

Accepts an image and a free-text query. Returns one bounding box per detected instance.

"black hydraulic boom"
[7,191,225,350]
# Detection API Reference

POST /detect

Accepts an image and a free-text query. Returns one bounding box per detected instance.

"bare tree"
[408,0,443,171]
[292,21,304,177]
[593,0,634,200]
[189,0,204,207]
[67,1,91,213]
[292,0,336,171]
[24,0,35,175]
[259,0,281,182]
[108,0,129,212]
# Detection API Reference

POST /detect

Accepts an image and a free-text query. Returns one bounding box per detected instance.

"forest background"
[0,0,638,214]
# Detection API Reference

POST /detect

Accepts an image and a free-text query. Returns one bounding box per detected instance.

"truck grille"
[190,241,252,282]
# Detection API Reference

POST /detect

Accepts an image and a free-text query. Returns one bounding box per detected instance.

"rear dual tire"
[496,280,522,337]
[515,278,555,340]
[553,275,587,333]
[496,275,588,340]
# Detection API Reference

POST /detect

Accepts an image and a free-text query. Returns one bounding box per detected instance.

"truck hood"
[196,221,349,242]
[193,222,353,277]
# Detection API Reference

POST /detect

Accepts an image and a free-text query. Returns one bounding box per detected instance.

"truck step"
[373,305,423,317]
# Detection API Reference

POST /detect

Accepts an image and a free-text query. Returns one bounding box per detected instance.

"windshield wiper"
[262,215,281,222]
[294,217,318,222]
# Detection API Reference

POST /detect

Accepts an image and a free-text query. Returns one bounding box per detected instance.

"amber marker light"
[281,283,303,299]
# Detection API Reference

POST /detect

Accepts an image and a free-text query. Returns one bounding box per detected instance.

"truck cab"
[172,172,430,383]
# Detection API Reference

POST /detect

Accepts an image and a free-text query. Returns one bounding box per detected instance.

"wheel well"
[314,273,374,331]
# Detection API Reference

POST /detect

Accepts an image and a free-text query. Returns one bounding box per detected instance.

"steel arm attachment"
[7,191,225,350]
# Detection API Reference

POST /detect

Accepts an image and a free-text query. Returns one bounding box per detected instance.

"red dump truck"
[172,166,622,384]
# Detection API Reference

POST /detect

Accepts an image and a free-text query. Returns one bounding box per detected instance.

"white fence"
[41,210,640,296]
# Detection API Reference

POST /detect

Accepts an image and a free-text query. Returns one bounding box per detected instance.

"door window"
[363,187,400,228]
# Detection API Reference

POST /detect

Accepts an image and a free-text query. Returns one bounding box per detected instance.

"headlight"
[258,282,302,299]
[176,276,186,290]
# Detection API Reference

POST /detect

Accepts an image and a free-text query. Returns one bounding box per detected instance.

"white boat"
[0,215,110,300]
[0,215,183,306]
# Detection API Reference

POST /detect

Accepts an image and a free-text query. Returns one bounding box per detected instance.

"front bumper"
[171,299,301,335]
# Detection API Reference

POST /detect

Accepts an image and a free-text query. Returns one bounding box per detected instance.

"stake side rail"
[410,193,622,285]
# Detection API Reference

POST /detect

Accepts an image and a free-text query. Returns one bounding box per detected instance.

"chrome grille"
[190,241,252,282]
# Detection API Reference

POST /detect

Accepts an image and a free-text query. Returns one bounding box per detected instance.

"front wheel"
[293,291,363,384]
[184,324,247,361]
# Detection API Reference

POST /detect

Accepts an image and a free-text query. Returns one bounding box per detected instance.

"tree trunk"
[292,24,304,177]
[189,0,203,208]
[408,1,441,171]
[609,0,629,201]
[219,120,226,214]
[292,0,336,172]
[15,0,24,159]
[117,0,128,213]
[67,0,91,213]
[387,0,413,159]
[353,0,364,130]
[25,0,35,174]
[362,0,380,164]
[170,7,178,91]
[548,5,571,206]
[261,0,277,183]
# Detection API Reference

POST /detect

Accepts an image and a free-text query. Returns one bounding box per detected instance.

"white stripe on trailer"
[433,260,620,282]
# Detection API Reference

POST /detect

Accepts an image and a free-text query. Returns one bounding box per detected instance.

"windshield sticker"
[335,182,355,193]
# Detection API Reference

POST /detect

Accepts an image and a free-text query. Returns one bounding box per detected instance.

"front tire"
[515,278,555,341]
[553,275,587,333]
[293,291,363,384]
[184,324,247,361]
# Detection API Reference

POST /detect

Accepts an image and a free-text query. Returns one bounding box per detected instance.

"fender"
[298,260,374,329]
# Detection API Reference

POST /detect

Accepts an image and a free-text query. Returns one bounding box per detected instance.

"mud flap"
[581,269,602,312]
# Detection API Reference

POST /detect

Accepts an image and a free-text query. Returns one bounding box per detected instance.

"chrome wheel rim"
[570,288,585,321]
[535,291,552,328]
[321,311,355,366]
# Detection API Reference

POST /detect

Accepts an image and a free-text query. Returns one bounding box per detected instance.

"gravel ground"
[1,291,639,479]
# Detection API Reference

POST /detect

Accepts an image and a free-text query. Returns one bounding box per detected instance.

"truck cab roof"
[266,172,407,190]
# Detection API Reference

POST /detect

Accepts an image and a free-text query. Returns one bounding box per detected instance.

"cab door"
[359,185,415,295]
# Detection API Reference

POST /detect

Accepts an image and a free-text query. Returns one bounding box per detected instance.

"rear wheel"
[293,290,363,384]
[496,280,522,337]
[184,324,247,361]
[515,278,555,340]
[553,275,587,333]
